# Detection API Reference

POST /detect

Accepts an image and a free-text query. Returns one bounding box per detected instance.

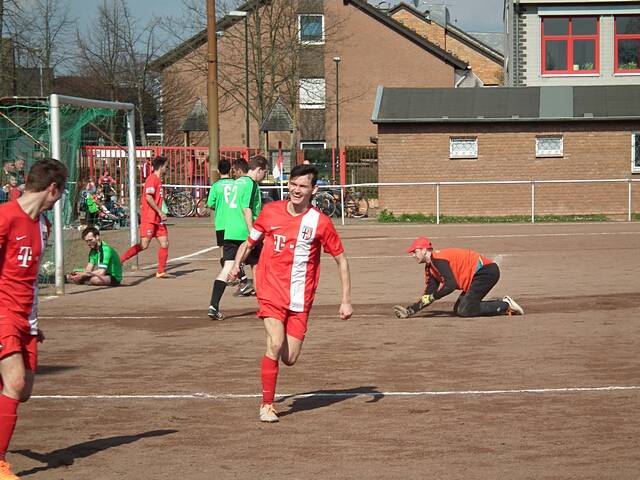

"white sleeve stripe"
[145,187,155,194]
[249,228,263,242]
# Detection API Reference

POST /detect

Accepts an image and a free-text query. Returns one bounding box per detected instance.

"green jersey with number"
[207,177,235,232]
[88,241,122,283]
[223,175,262,241]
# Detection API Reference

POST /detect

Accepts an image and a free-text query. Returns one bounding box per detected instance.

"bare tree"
[112,0,161,145]
[0,0,21,95]
[75,0,127,103]
[8,0,75,95]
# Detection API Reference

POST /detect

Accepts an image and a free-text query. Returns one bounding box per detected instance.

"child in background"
[7,176,21,200]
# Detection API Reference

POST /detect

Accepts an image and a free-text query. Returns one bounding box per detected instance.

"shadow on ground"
[13,429,178,476]
[277,386,383,418]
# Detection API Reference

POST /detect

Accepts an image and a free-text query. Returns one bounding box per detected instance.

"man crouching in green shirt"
[66,226,123,286]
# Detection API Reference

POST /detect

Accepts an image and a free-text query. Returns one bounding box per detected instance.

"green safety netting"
[0,97,125,284]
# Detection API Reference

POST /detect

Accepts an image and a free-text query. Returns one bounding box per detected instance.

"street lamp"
[206,0,221,182]
[229,10,250,150]
[333,56,341,177]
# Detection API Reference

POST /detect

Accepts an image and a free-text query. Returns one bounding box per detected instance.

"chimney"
[429,4,450,27]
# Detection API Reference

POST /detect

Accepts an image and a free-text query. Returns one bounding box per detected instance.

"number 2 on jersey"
[224,185,238,208]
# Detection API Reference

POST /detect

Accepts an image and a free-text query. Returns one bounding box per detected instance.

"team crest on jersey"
[301,226,314,241]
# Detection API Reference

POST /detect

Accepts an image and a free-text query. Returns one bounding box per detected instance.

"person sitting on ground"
[66,226,123,286]
[394,237,524,318]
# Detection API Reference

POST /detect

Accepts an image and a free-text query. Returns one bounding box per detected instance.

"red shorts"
[0,322,38,372]
[140,223,168,239]
[257,301,309,341]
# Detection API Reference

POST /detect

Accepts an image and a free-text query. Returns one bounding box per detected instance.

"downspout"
[514,0,520,86]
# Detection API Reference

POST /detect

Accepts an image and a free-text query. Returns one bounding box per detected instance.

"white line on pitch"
[347,231,640,241]
[30,385,640,401]
[40,313,389,320]
[141,246,218,270]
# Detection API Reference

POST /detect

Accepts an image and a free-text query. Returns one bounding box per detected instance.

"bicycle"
[313,188,369,218]
[343,189,369,218]
[164,187,195,218]
[195,197,211,217]
[313,190,337,217]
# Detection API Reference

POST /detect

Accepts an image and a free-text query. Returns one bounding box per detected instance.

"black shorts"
[216,230,224,247]
[223,240,262,265]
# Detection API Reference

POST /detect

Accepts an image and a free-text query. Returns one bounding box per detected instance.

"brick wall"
[378,121,640,216]
[391,10,503,86]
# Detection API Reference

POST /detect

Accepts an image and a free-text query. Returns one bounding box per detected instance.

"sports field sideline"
[17,220,640,479]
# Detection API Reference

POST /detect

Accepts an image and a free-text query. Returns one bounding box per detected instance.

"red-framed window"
[541,17,599,75]
[615,15,640,73]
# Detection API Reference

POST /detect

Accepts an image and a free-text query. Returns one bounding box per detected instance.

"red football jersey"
[248,200,344,312]
[140,173,163,224]
[0,200,50,333]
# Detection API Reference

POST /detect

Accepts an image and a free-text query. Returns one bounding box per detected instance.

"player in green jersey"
[66,226,123,286]
[206,159,234,251]
[208,156,268,320]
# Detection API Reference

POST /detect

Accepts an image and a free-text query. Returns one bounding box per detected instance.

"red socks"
[261,356,279,405]
[158,247,169,274]
[0,395,19,460]
[120,244,143,263]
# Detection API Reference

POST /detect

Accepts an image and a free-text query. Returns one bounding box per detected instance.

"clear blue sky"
[67,0,504,54]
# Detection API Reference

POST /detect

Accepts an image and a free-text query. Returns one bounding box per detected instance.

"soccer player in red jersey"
[0,158,68,479]
[229,164,353,423]
[120,156,174,278]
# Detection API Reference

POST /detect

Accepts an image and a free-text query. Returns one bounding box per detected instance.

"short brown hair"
[232,158,249,174]
[81,226,100,239]
[25,158,68,192]
[152,156,168,170]
[248,155,268,171]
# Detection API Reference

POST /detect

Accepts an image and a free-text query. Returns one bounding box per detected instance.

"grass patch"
[377,209,612,224]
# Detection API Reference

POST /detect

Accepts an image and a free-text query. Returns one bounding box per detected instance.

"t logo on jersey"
[301,226,313,241]
[18,246,33,267]
[273,234,286,252]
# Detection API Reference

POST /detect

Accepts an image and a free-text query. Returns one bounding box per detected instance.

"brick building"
[151,0,503,151]
[504,0,640,87]
[388,2,504,86]
[372,85,640,217]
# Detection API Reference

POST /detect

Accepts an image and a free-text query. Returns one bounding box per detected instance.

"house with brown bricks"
[388,2,504,86]
[371,84,640,217]
[504,0,640,87]
[151,0,503,155]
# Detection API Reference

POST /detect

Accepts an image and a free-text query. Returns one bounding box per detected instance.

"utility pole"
[207,0,220,182]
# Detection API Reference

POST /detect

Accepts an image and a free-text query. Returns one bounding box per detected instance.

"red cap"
[406,237,433,253]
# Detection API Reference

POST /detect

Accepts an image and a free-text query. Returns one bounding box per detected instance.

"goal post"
[49,94,138,294]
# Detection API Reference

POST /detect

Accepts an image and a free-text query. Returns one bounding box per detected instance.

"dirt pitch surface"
[14,219,640,479]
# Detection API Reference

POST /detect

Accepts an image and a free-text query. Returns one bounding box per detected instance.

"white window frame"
[449,137,478,159]
[299,78,325,109]
[536,135,564,157]
[298,14,325,45]
[633,132,640,173]
[300,141,327,149]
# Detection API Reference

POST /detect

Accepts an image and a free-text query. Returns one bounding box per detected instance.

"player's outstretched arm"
[333,253,353,320]
[393,294,435,319]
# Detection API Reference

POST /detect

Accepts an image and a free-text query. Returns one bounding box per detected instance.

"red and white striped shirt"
[0,200,50,334]
[248,200,344,312]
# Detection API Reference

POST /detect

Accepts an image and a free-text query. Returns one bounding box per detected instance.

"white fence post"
[436,183,440,225]
[531,180,535,223]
